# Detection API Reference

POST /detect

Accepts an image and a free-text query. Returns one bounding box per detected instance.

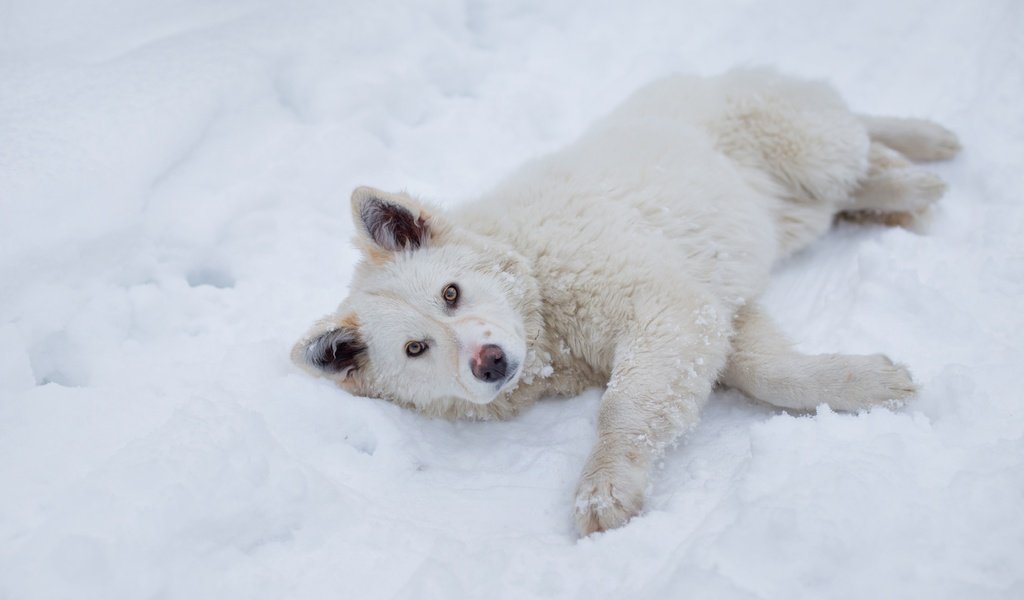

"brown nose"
[471,344,508,383]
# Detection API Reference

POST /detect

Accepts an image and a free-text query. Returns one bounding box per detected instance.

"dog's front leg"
[574,299,733,536]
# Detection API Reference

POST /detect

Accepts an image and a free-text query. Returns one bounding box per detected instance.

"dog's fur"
[292,69,959,536]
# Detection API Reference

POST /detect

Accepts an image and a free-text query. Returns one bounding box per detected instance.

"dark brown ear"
[292,317,366,378]
[351,186,430,253]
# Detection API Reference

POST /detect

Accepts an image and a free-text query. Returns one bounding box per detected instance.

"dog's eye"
[405,341,428,357]
[442,283,459,306]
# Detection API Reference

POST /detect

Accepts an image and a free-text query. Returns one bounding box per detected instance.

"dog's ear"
[292,315,366,379]
[351,186,437,256]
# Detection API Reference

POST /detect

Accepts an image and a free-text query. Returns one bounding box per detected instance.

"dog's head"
[292,186,534,415]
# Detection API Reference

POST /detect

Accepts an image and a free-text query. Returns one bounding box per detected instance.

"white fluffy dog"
[292,68,959,535]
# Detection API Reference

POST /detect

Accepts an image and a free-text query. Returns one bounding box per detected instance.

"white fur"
[293,68,959,535]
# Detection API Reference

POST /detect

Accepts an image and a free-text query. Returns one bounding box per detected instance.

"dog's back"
[454,70,866,321]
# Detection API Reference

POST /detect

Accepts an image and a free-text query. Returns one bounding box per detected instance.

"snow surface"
[2,1,1023,598]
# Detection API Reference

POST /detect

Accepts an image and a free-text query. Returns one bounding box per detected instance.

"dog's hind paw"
[824,353,917,411]
[906,121,962,162]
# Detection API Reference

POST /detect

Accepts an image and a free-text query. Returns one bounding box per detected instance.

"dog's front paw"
[573,453,647,536]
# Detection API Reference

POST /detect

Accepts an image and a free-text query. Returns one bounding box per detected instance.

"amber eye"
[405,341,428,357]
[442,283,459,306]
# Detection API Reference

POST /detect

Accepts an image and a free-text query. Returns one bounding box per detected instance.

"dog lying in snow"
[292,69,959,536]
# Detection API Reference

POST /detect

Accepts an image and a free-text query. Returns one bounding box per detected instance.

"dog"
[291,68,960,536]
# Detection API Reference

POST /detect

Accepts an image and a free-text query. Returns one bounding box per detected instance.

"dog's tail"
[859,115,961,162]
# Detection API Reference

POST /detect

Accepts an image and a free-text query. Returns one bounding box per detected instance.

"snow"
[1,0,1022,598]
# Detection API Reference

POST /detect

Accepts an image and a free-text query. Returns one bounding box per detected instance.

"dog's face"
[293,187,530,412]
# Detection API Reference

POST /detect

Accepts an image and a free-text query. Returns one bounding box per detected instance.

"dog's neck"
[492,244,556,415]
[474,235,555,419]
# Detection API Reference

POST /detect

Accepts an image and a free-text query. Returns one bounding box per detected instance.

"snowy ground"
[2,0,1023,598]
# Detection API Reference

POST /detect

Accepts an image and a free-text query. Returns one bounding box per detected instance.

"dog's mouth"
[497,360,520,390]
[462,359,520,405]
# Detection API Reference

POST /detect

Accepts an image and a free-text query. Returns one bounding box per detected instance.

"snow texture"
[1,1,1022,598]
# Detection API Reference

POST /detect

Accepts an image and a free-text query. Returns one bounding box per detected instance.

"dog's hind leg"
[721,303,916,412]
[859,115,961,162]
[840,142,949,227]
